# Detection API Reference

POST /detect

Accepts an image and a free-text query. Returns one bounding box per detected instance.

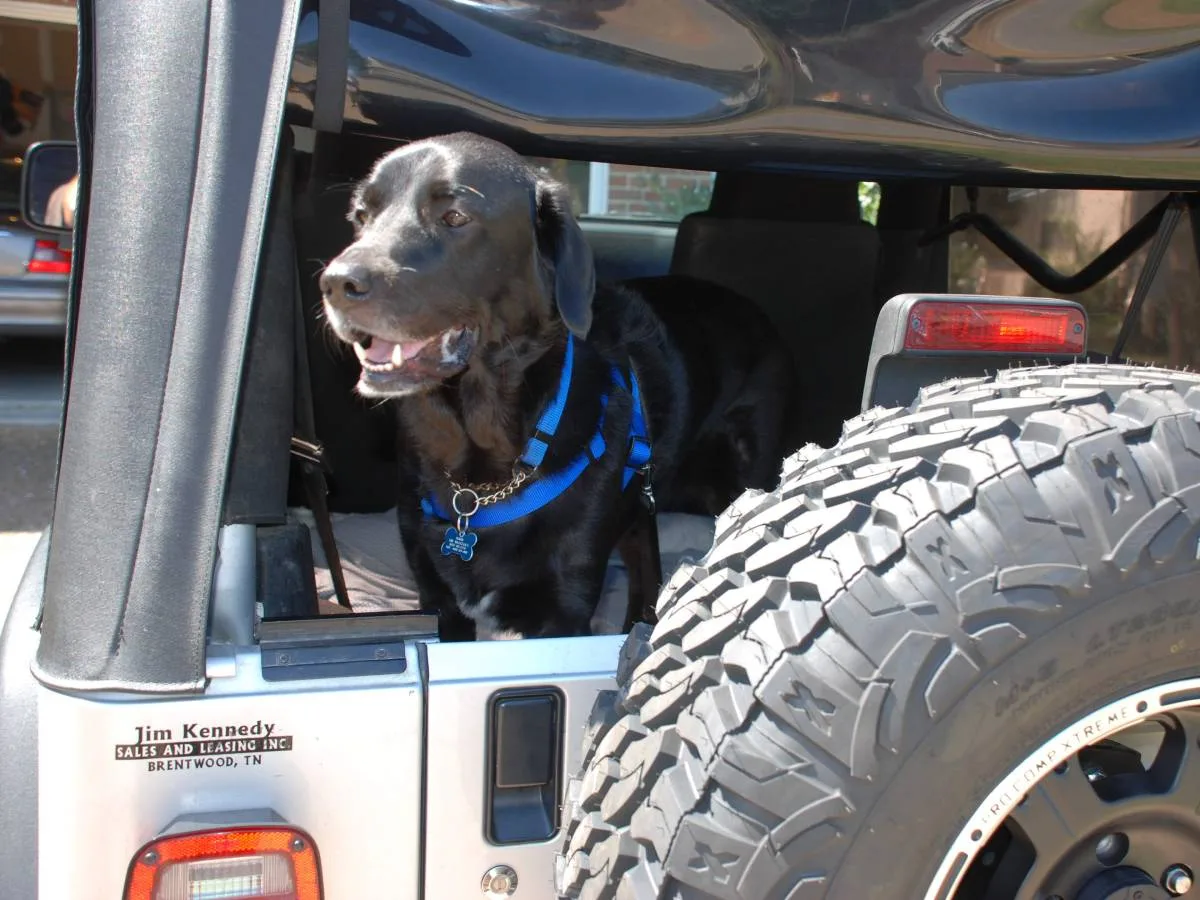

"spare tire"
[557,363,1200,900]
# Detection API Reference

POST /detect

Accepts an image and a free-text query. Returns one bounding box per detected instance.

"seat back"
[669,174,880,447]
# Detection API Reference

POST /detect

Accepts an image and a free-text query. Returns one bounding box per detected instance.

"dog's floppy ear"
[535,180,595,338]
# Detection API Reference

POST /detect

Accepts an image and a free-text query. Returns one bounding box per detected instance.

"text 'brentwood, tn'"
[114,720,293,761]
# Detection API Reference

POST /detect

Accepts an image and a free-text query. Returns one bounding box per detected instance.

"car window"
[524,158,890,227]
[948,186,1200,369]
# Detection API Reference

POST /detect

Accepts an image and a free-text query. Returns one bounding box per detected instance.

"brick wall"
[603,165,715,219]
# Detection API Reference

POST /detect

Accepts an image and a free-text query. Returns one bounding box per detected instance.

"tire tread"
[557,363,1200,899]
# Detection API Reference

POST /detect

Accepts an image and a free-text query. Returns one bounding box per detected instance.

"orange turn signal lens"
[124,827,321,900]
[904,300,1086,355]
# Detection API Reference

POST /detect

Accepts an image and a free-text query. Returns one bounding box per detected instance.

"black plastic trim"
[258,612,440,646]
[260,641,407,681]
[258,612,438,681]
[485,686,565,846]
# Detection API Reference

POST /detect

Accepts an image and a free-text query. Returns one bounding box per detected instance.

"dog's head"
[319,132,595,398]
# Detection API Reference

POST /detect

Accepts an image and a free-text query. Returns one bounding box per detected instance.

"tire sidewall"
[827,567,1200,899]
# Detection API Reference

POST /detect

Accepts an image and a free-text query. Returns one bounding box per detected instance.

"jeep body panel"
[38,648,426,897]
[34,625,623,897]
[424,636,625,898]
[0,530,48,900]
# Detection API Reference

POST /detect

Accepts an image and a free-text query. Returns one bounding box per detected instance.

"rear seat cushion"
[290,508,717,638]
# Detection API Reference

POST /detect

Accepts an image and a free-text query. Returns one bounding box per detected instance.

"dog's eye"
[441,209,471,228]
[352,207,369,227]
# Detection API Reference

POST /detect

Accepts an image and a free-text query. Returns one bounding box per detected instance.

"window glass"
[525,158,592,218]
[858,182,880,225]
[526,158,715,222]
[524,160,880,225]
[597,164,714,220]
[948,186,1200,368]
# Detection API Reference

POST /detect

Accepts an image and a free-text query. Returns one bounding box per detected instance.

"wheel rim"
[924,679,1200,900]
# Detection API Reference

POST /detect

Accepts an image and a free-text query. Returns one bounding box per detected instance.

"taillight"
[124,827,321,900]
[904,299,1086,355]
[27,238,72,275]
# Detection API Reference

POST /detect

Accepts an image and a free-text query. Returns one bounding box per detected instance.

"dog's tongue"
[364,339,398,364]
[364,335,437,365]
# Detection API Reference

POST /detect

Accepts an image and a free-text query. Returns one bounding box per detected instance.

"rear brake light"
[124,827,321,900]
[27,238,72,275]
[904,299,1086,354]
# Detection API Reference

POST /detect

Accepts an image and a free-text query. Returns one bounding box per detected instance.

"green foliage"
[857,181,880,225]
[645,171,714,220]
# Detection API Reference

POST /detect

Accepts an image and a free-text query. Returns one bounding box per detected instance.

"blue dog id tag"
[441,525,478,562]
[442,489,482,562]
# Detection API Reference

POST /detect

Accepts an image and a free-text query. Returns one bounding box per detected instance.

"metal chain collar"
[444,465,532,528]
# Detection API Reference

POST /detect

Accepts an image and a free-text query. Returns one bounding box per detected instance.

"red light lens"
[27,238,72,275]
[123,827,322,900]
[904,300,1086,355]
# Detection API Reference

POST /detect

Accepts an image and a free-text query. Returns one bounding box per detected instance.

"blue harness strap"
[613,364,651,489]
[518,332,575,469]
[421,336,651,530]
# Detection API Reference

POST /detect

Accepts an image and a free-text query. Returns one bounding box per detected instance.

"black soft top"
[288,0,1200,187]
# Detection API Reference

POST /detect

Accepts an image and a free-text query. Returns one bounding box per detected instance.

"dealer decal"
[114,720,293,772]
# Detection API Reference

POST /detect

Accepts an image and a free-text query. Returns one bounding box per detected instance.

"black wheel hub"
[1076,867,1167,900]
[958,711,1200,899]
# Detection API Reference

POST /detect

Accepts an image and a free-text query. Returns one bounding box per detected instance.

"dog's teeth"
[353,342,368,362]
[391,344,404,366]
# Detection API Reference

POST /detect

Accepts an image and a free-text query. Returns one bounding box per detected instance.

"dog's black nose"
[320,260,372,303]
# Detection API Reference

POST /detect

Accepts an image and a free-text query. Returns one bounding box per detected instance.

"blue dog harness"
[421,333,653,561]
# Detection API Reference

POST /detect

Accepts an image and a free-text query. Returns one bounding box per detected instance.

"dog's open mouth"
[348,325,477,394]
[353,333,438,373]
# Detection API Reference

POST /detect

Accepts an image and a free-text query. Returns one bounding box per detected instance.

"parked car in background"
[0,152,70,336]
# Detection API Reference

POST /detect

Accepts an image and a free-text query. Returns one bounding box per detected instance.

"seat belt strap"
[290,267,353,610]
[312,0,350,134]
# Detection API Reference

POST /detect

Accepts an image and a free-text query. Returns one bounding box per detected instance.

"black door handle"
[487,689,563,844]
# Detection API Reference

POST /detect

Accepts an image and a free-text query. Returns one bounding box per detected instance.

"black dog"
[320,132,794,639]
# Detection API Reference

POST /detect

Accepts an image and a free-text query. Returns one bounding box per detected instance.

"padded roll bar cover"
[861,293,1089,412]
[35,0,302,691]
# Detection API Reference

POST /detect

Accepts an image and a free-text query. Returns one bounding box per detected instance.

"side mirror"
[21,140,78,232]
